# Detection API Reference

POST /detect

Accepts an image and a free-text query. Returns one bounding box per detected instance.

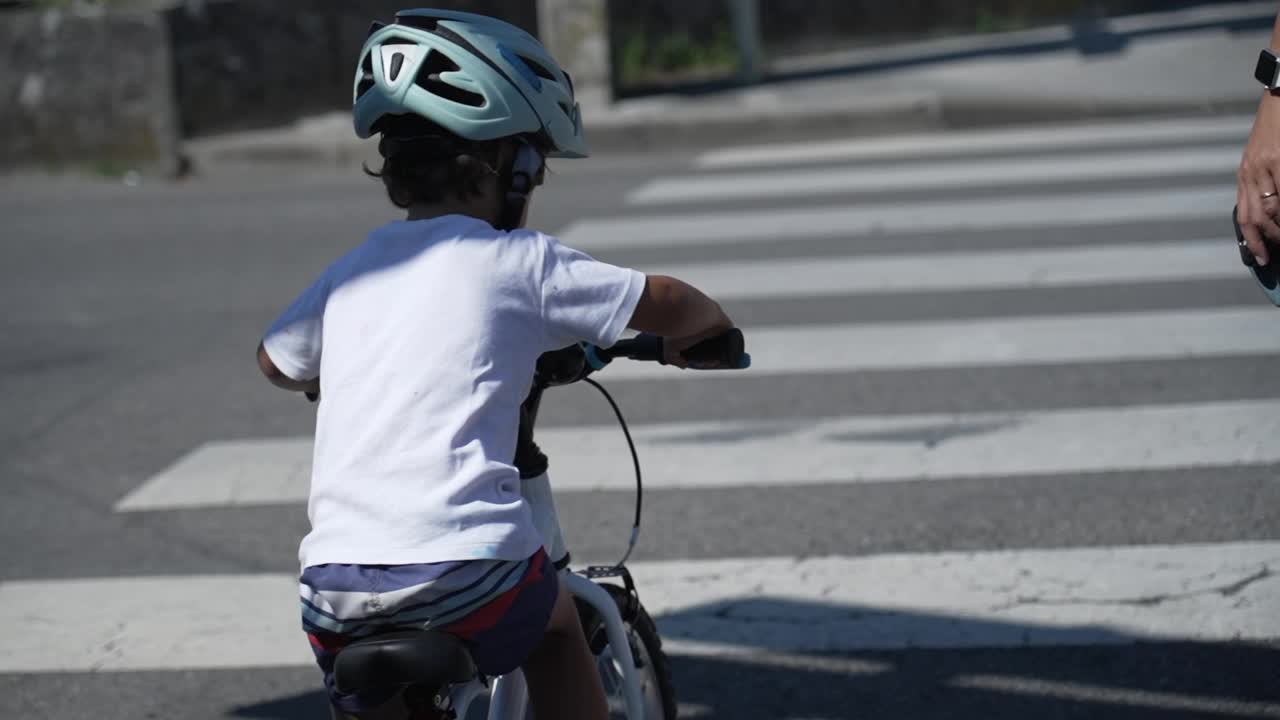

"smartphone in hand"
[1233,206,1280,307]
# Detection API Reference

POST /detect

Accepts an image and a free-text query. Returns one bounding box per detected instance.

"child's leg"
[521,583,610,720]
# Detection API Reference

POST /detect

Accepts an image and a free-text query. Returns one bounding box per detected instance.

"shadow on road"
[230,596,1280,719]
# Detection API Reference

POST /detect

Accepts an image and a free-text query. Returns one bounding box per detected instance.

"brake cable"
[582,377,642,569]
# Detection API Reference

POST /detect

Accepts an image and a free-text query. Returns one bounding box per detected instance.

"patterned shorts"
[301,549,558,714]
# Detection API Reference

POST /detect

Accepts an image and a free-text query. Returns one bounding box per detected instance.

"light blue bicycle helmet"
[353,9,588,159]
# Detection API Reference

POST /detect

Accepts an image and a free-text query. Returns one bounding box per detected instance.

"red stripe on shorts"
[446,551,547,638]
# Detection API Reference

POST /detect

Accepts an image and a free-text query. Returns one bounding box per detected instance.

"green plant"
[618,32,650,85]
[974,5,1033,34]
[617,25,740,86]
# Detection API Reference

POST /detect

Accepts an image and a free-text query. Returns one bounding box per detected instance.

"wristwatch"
[1256,49,1280,90]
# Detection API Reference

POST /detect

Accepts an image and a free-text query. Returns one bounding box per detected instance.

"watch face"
[1256,50,1279,87]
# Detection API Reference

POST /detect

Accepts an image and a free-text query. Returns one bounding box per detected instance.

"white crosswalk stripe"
[4,542,1276,672]
[601,308,1280,379]
[695,115,1253,169]
[560,185,1235,250]
[113,399,1280,509]
[631,147,1239,205]
[10,115,1277,703]
[645,241,1242,298]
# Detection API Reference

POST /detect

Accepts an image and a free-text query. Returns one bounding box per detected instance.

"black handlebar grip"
[682,328,749,369]
[597,330,750,368]
[622,333,665,362]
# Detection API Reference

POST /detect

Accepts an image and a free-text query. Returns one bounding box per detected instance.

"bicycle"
[326,329,751,719]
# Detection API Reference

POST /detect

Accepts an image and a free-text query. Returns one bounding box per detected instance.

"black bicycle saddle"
[332,630,476,696]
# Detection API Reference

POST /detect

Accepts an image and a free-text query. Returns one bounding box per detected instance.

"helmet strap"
[497,141,543,231]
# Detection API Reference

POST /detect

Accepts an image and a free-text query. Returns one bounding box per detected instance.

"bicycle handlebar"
[598,328,751,370]
[533,328,750,389]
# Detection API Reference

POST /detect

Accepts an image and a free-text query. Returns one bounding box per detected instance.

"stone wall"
[0,0,538,171]
[0,6,180,172]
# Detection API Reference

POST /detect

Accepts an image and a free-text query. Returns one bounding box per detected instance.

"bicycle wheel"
[577,583,677,720]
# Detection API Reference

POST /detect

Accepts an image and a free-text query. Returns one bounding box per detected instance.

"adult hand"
[1238,92,1280,266]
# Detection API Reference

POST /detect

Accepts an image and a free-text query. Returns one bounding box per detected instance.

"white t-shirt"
[262,215,645,569]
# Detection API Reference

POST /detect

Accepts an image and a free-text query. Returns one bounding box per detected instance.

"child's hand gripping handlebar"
[535,328,751,388]
[599,328,751,369]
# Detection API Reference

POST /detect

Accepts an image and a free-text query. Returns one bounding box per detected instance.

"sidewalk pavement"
[185,1,1273,171]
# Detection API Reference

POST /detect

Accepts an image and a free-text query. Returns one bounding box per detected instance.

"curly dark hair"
[364,115,506,209]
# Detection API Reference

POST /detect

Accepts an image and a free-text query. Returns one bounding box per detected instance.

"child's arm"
[628,275,734,367]
[258,267,329,394]
[257,342,320,394]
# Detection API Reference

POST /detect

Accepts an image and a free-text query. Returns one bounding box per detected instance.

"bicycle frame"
[443,337,720,719]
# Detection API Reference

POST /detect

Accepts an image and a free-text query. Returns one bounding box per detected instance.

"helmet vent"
[396,15,440,32]
[558,101,573,121]
[415,50,485,108]
[388,52,405,82]
[519,56,557,81]
[356,52,375,98]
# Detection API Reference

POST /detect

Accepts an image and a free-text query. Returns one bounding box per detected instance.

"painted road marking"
[116,399,1280,508]
[634,148,1239,205]
[696,116,1253,169]
[646,240,1242,299]
[559,186,1235,251]
[3,542,1275,671]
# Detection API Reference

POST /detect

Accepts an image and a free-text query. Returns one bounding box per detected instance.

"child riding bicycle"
[256,9,734,719]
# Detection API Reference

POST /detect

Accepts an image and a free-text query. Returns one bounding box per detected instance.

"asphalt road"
[1,115,1277,719]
